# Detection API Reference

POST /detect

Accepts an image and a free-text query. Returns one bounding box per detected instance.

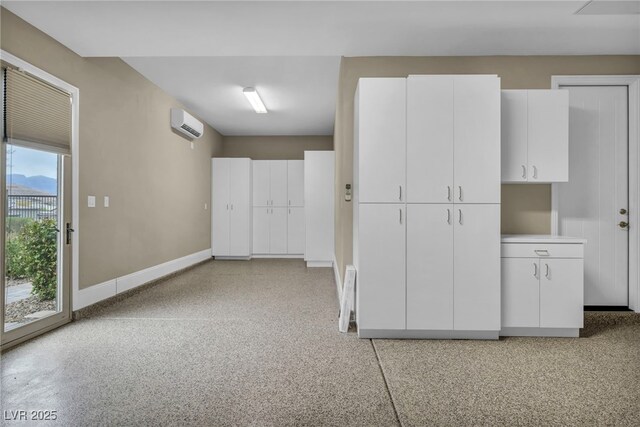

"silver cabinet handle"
[231,204,233,210]
[399,185,402,201]
[289,200,291,206]
[399,208,403,224]
[458,186,463,201]
[226,204,229,210]
[521,165,526,179]
[447,186,451,201]
[533,262,538,278]
[545,263,550,279]
[534,249,550,257]
[447,208,451,224]
[458,209,462,225]
[289,208,291,214]
[532,165,538,179]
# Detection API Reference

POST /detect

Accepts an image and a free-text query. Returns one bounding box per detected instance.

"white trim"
[117,249,211,293]
[1,50,81,316]
[500,327,579,338]
[251,254,303,259]
[358,329,500,340]
[306,261,333,268]
[333,254,342,302]
[551,75,640,313]
[73,249,212,310]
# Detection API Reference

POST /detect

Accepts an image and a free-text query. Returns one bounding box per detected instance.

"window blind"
[3,66,72,153]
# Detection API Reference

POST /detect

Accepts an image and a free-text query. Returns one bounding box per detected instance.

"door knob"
[619,221,629,229]
[620,208,627,215]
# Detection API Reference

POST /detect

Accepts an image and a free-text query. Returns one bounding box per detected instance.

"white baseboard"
[251,254,304,259]
[333,254,342,302]
[73,249,211,311]
[306,261,333,268]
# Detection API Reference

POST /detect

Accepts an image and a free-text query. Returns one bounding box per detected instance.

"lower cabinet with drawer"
[500,236,585,337]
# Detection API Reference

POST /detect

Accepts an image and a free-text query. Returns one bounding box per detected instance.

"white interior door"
[287,160,304,207]
[287,207,305,254]
[407,75,454,202]
[229,158,251,257]
[557,86,628,306]
[211,159,230,256]
[269,207,288,254]
[252,161,271,207]
[406,204,454,330]
[252,207,270,254]
[270,161,288,207]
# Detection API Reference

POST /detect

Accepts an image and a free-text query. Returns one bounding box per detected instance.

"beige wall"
[222,136,333,160]
[335,55,640,281]
[1,9,224,289]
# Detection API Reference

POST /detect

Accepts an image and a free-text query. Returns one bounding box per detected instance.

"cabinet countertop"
[501,235,587,244]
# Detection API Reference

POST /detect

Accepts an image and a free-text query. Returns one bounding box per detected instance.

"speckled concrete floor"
[2,259,639,426]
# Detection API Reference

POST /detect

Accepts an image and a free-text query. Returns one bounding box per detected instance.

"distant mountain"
[6,174,57,195]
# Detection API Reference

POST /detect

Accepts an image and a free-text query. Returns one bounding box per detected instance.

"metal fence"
[6,195,58,220]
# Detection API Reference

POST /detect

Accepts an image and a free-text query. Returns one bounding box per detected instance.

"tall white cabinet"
[252,160,305,256]
[304,151,335,267]
[354,75,501,339]
[211,158,252,258]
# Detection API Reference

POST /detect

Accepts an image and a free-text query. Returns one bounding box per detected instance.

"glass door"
[1,143,71,348]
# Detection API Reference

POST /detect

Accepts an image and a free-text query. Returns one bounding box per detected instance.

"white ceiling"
[3,1,639,135]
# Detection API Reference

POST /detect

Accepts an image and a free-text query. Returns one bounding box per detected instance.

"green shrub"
[5,217,34,234]
[20,218,58,301]
[5,233,28,279]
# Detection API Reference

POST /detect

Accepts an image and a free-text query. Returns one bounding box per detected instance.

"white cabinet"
[501,237,585,337]
[501,90,569,183]
[304,151,334,266]
[407,75,500,203]
[356,203,406,331]
[252,160,288,206]
[287,207,305,255]
[211,158,251,258]
[270,161,288,207]
[354,78,406,203]
[252,207,288,255]
[287,160,304,207]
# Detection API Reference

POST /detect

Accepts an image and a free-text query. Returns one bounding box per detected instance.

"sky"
[5,145,58,178]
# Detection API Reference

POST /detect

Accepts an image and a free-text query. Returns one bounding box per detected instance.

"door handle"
[231,204,233,210]
[521,165,526,179]
[458,209,462,225]
[447,208,451,224]
[534,249,550,257]
[447,186,451,201]
[458,186,463,201]
[399,208,403,224]
[226,204,229,210]
[619,221,629,229]
[545,263,550,279]
[66,222,74,245]
[533,262,538,278]
[532,165,538,179]
[399,185,402,201]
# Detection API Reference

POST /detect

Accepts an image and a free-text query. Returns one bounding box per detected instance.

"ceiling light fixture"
[243,87,268,114]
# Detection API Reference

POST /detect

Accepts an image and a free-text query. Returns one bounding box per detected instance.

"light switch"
[191,141,194,150]
[104,196,110,208]
[204,203,208,210]
[88,196,96,208]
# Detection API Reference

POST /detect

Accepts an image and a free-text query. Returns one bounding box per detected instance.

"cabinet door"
[356,78,406,203]
[453,76,501,203]
[269,207,288,254]
[501,90,528,182]
[540,258,584,328]
[287,160,304,207]
[252,207,270,254]
[407,76,454,203]
[357,204,406,330]
[453,204,501,331]
[406,204,454,330]
[287,207,305,254]
[528,90,569,182]
[229,158,251,257]
[304,151,334,262]
[270,160,288,206]
[252,161,271,207]
[501,258,540,327]
[211,159,229,256]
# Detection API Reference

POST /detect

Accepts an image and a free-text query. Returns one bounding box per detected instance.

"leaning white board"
[339,266,357,333]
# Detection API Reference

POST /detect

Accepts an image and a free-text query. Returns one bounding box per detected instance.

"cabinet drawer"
[501,243,583,259]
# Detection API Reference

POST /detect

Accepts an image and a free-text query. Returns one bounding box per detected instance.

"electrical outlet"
[104,196,110,208]
[88,196,96,208]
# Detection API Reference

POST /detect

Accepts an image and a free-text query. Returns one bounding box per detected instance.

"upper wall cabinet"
[355,78,406,203]
[501,90,569,183]
[253,160,288,206]
[287,160,304,207]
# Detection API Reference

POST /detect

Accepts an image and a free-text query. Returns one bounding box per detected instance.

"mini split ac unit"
[170,108,204,139]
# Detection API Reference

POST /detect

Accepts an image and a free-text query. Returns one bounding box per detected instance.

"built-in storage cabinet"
[304,151,335,266]
[501,90,569,183]
[355,75,501,339]
[501,238,584,337]
[211,158,251,258]
[407,75,500,204]
[252,159,305,256]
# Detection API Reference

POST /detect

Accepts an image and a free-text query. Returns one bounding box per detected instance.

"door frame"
[550,75,640,313]
[0,50,80,349]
